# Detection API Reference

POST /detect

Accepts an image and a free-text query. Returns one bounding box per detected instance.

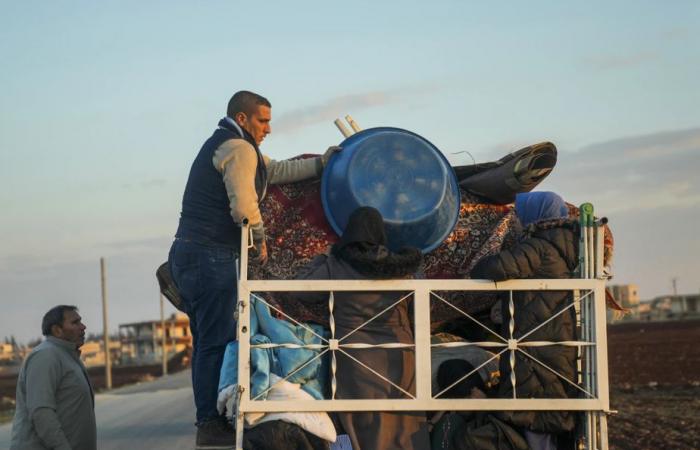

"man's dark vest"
[175,118,268,250]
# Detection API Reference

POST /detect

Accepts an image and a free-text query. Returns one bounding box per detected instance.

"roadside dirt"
[606,319,700,450]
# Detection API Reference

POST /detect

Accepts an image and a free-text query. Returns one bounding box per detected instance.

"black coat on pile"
[296,206,430,450]
[471,218,580,433]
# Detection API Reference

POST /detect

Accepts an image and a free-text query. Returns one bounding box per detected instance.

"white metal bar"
[594,282,610,410]
[518,341,595,347]
[432,339,597,350]
[432,341,508,349]
[342,342,414,349]
[599,412,609,450]
[591,410,598,450]
[509,290,516,399]
[329,291,337,400]
[414,286,432,403]
[235,397,244,450]
[238,398,606,412]
[588,226,595,281]
[235,225,251,450]
[583,224,588,279]
[595,225,605,279]
[245,278,600,292]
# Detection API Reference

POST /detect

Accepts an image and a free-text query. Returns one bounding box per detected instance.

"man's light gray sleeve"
[213,140,264,227]
[24,351,72,449]
[266,157,323,185]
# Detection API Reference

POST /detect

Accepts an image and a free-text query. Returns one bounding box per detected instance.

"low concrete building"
[119,313,192,365]
[80,339,121,367]
[641,293,700,320]
[0,343,17,363]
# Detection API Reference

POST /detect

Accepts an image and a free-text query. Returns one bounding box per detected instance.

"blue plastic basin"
[321,127,460,253]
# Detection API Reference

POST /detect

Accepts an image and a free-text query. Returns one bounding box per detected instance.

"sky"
[1,1,699,343]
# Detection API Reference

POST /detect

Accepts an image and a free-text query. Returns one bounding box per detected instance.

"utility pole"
[100,257,112,389]
[672,277,678,296]
[160,293,168,376]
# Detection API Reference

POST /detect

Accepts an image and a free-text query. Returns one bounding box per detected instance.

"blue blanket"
[218,296,329,400]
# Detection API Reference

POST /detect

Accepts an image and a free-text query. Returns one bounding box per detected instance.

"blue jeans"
[168,239,237,423]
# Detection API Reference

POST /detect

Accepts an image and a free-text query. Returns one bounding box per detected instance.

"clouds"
[272,91,396,134]
[534,126,700,298]
[272,83,441,134]
[546,127,700,214]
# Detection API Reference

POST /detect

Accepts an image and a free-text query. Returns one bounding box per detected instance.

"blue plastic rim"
[321,127,460,253]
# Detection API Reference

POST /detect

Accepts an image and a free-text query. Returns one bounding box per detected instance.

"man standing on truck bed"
[168,90,340,449]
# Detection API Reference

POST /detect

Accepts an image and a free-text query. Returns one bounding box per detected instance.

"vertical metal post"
[100,257,112,390]
[574,290,583,385]
[578,203,597,449]
[160,293,168,376]
[594,225,604,279]
[414,287,431,401]
[508,290,516,399]
[151,322,157,364]
[329,292,338,400]
[235,224,251,450]
[599,412,609,450]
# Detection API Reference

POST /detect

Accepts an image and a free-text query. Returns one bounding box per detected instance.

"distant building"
[607,284,640,322]
[0,343,16,363]
[80,339,121,367]
[640,293,700,321]
[636,302,651,318]
[119,313,192,365]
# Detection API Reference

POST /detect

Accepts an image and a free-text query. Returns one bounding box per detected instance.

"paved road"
[0,369,197,449]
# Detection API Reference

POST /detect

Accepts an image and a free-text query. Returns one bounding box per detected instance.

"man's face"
[53,309,87,348]
[235,105,271,146]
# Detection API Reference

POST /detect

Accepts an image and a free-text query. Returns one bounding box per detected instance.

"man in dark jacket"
[471,191,579,450]
[169,91,340,449]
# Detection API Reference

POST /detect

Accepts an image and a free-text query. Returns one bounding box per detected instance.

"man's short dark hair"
[42,305,78,337]
[227,90,271,118]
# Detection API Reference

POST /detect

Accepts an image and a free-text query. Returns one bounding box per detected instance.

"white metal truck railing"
[233,215,610,450]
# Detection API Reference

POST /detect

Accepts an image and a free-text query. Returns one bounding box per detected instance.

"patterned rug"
[249,178,615,328]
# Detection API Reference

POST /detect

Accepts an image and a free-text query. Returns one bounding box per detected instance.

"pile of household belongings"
[212,140,621,450]
[249,141,618,328]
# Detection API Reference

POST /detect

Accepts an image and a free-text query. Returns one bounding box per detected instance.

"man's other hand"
[252,240,268,266]
[321,145,342,167]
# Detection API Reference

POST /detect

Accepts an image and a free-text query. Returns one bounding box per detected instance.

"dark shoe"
[195,417,235,449]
